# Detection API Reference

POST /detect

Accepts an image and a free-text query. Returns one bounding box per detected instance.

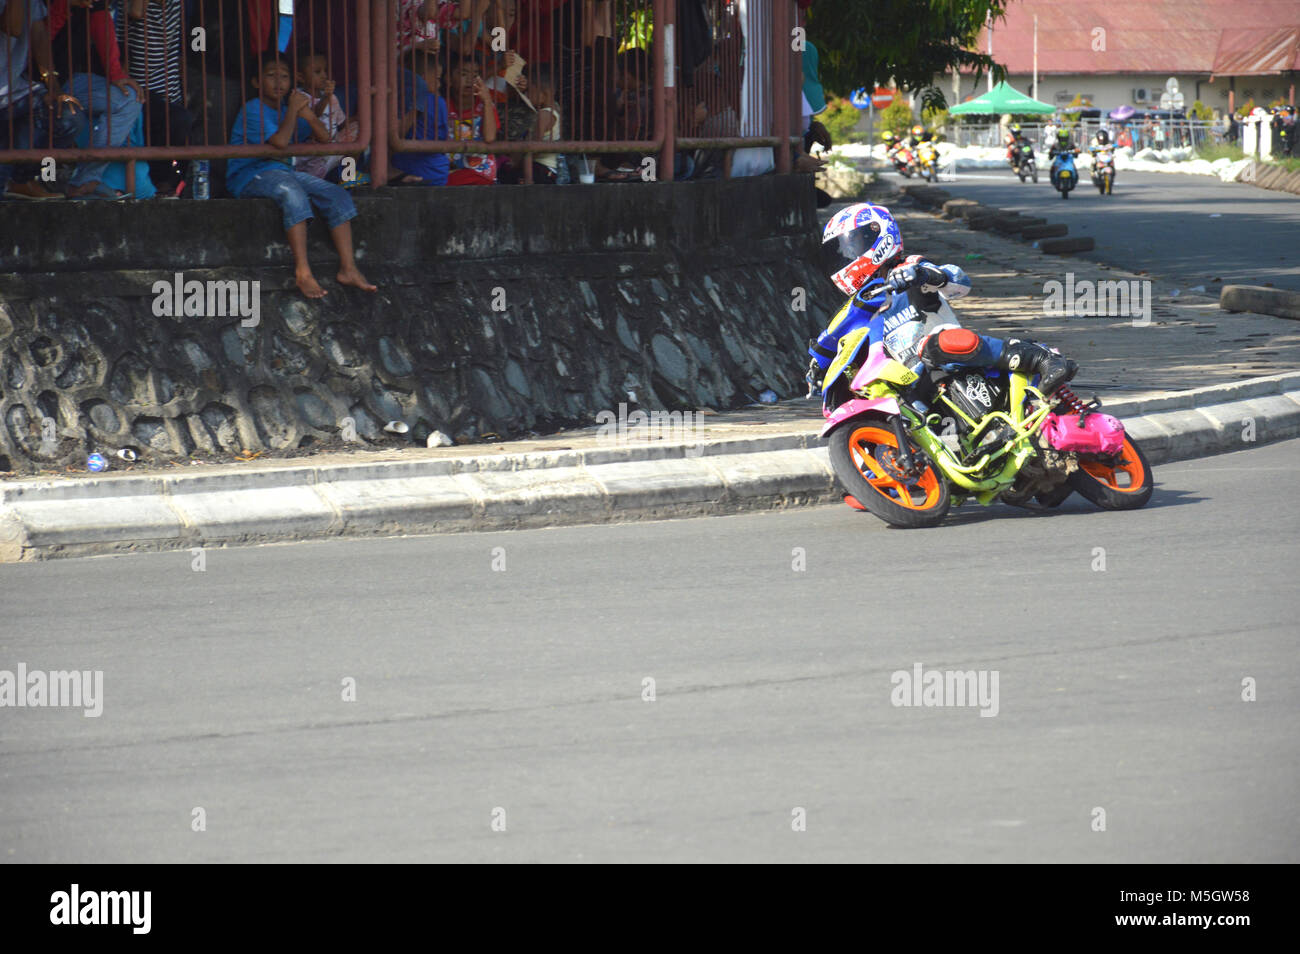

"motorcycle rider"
[1004,122,1031,169]
[882,130,902,164]
[1089,128,1115,185]
[1271,105,1295,158]
[906,124,931,150]
[1048,127,1080,188]
[806,203,1077,404]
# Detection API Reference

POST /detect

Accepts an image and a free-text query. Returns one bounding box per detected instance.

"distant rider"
[1048,128,1080,188]
[1004,122,1030,168]
[805,203,1077,405]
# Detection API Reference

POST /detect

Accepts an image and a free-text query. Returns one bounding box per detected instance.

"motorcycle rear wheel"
[1067,435,1154,510]
[829,421,951,528]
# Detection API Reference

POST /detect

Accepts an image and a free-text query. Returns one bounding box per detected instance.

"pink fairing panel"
[820,397,902,437]
[1040,411,1126,455]
[849,341,892,393]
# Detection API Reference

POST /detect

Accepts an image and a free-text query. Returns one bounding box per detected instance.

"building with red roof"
[945,0,1298,115]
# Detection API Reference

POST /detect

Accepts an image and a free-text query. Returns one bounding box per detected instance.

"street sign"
[850,87,871,109]
[871,88,895,109]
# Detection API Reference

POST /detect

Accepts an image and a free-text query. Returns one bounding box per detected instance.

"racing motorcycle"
[1050,149,1079,199]
[890,144,919,178]
[816,281,1152,528]
[1091,147,1116,194]
[1012,141,1038,183]
[917,141,939,182]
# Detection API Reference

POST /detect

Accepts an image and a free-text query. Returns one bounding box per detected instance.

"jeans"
[67,73,144,187]
[236,166,357,230]
[0,93,89,192]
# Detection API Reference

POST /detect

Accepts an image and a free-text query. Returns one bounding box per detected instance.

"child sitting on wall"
[293,51,360,182]
[228,55,376,299]
[392,48,451,186]
[445,52,499,185]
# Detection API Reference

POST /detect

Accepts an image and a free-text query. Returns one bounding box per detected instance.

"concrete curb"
[3,371,1298,561]
[1221,284,1300,321]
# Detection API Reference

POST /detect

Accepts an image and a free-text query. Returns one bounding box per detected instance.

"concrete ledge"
[1040,236,1096,254]
[941,199,982,219]
[1221,284,1300,321]
[1021,223,1068,240]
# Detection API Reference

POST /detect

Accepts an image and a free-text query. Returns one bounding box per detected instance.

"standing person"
[109,0,191,195]
[1,0,88,199]
[49,0,144,198]
[228,55,376,299]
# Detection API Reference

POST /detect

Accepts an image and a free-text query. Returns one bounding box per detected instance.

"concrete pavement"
[2,440,1296,862]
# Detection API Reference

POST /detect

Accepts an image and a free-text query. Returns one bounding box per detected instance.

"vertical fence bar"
[370,0,388,186]
[772,0,791,172]
[656,0,674,181]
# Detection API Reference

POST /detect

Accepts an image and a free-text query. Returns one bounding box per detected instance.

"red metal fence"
[0,0,802,195]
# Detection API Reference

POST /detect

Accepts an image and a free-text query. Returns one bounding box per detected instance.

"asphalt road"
[2,440,1297,863]
[882,167,1300,293]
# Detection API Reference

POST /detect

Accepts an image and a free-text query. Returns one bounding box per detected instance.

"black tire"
[1061,187,1070,199]
[1067,436,1154,510]
[1031,164,1039,184]
[1018,169,1026,182]
[1035,484,1074,508]
[828,419,951,528]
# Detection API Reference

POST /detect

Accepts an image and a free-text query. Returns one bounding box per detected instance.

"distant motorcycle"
[1012,142,1038,183]
[917,141,938,181]
[1050,149,1079,199]
[892,144,919,178]
[1091,148,1116,194]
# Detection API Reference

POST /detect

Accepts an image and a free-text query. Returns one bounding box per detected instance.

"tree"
[880,97,914,136]
[808,0,1009,110]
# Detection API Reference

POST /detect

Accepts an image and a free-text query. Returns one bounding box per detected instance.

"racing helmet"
[911,124,924,137]
[882,131,896,143]
[1096,129,1110,145]
[820,203,904,297]
[1056,128,1070,143]
[1009,123,1022,135]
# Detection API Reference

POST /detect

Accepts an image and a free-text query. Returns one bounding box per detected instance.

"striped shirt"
[110,0,183,104]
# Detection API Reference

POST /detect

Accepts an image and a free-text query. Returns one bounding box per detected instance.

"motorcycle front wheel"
[1067,436,1154,510]
[1031,165,1039,184]
[829,421,951,528]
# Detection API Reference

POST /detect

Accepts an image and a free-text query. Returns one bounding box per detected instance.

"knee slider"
[923,327,981,363]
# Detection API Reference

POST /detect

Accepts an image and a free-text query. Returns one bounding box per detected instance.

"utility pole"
[987,13,994,92]
[1033,15,1039,101]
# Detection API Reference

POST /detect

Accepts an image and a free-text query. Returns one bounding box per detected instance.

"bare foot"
[337,267,377,292]
[5,180,63,200]
[296,271,327,299]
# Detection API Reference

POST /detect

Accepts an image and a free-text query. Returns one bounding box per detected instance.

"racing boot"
[995,339,1077,395]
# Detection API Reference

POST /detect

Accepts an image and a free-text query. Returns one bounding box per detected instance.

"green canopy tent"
[949,81,1056,115]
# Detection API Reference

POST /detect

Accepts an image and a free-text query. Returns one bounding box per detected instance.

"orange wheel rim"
[848,426,942,510]
[1080,437,1146,492]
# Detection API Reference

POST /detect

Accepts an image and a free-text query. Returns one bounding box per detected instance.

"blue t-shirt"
[393,91,450,185]
[226,98,313,195]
